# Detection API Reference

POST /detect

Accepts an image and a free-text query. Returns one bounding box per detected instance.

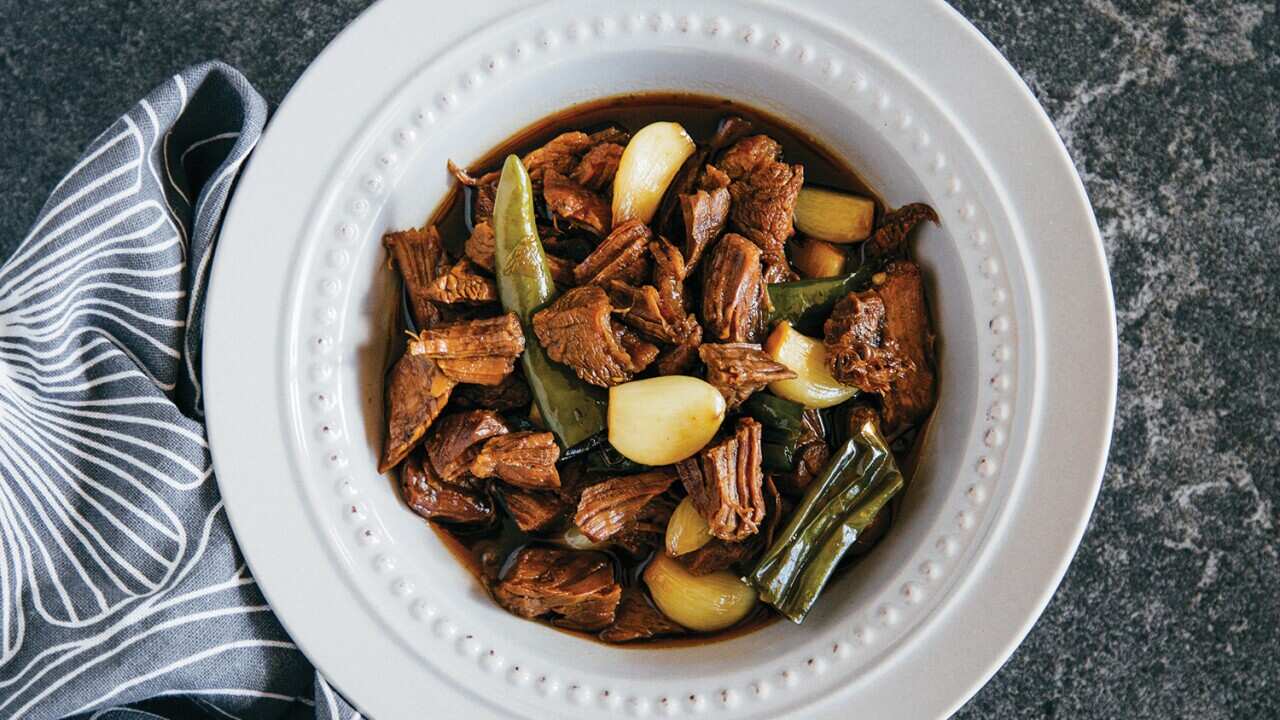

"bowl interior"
[345,46,978,678]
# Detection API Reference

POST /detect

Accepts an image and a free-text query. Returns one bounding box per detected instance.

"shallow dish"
[204,1,1117,718]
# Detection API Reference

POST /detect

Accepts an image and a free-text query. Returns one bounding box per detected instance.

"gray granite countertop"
[1,1,1276,717]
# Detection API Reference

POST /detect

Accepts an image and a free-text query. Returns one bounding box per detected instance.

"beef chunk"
[522,131,595,185]
[572,142,624,191]
[573,470,676,542]
[448,160,499,225]
[718,135,804,263]
[701,234,766,343]
[497,487,569,532]
[408,313,525,385]
[426,410,509,482]
[383,224,445,329]
[452,373,531,411]
[823,291,913,394]
[546,254,578,286]
[876,261,936,432]
[864,203,939,260]
[544,169,611,236]
[610,492,678,557]
[464,220,496,272]
[650,237,691,321]
[676,417,766,541]
[700,163,731,190]
[379,352,455,473]
[424,258,497,305]
[471,431,561,489]
[491,547,622,631]
[676,536,761,576]
[574,219,652,286]
[679,187,731,270]
[532,285,659,387]
[762,257,799,284]
[400,453,493,524]
[654,327,703,376]
[608,282,672,342]
[599,588,686,643]
[698,343,796,408]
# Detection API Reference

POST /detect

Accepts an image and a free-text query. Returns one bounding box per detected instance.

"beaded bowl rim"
[204,1,1115,718]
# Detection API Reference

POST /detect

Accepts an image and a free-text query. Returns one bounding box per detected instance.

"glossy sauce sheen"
[423,93,891,647]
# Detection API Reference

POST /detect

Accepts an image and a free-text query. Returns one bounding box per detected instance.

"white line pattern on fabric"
[0,62,350,719]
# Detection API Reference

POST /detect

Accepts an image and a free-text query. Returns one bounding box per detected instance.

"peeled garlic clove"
[608,375,726,466]
[643,553,758,632]
[793,186,876,243]
[665,496,713,557]
[611,121,695,227]
[764,321,859,408]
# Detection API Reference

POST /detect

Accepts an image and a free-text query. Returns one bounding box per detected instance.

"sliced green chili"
[748,414,905,622]
[492,155,606,448]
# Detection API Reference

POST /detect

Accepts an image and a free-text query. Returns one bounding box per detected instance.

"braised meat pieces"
[699,343,795,409]
[823,291,912,394]
[877,261,937,432]
[471,431,561,489]
[492,547,621,631]
[380,105,941,645]
[409,313,525,385]
[533,285,658,386]
[677,417,766,541]
[718,135,804,265]
[702,234,766,343]
[573,470,676,543]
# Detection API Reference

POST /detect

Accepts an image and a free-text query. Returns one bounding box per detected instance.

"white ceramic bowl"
[204,1,1116,718]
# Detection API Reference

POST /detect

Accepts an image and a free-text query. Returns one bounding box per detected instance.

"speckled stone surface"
[1,1,1276,717]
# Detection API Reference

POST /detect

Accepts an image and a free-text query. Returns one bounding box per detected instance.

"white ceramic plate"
[204,1,1116,718]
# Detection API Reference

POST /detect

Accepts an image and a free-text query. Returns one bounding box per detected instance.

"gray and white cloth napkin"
[0,62,360,720]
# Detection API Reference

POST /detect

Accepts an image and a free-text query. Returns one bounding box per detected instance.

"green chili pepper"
[766,265,875,335]
[748,414,905,622]
[492,155,606,448]
[745,393,809,471]
[761,442,796,473]
[742,393,806,436]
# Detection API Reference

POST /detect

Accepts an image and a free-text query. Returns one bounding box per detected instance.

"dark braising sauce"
[418,92,903,648]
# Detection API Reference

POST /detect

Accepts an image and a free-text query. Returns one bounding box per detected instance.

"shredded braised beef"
[823,290,913,394]
[877,261,937,432]
[452,373,531,411]
[676,417,766,541]
[573,470,676,542]
[491,547,622,631]
[572,141,624,191]
[599,588,686,643]
[383,224,445,329]
[573,219,652,286]
[424,258,497,305]
[409,312,525,385]
[701,233,766,343]
[497,487,569,532]
[699,343,795,408]
[386,109,940,644]
[379,352,455,473]
[426,410,509,482]
[532,285,658,386]
[679,187,731,270]
[544,169,611,236]
[718,135,803,269]
[863,203,939,260]
[471,431,561,489]
[400,453,493,524]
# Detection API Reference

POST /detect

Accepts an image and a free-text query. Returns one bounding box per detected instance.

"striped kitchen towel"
[0,62,359,720]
